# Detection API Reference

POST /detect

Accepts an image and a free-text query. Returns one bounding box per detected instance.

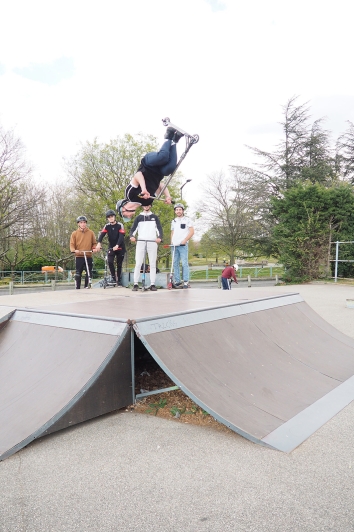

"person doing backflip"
[221,264,239,290]
[130,204,163,292]
[96,210,126,286]
[116,127,184,222]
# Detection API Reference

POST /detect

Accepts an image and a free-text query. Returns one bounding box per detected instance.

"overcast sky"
[1,0,354,210]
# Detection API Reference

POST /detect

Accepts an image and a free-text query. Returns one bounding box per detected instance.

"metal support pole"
[9,282,13,295]
[51,280,56,291]
[131,327,135,404]
[248,275,251,287]
[334,241,339,283]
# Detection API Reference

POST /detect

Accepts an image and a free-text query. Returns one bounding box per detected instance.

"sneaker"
[183,282,189,289]
[173,131,184,143]
[150,285,157,291]
[164,126,175,140]
[132,284,139,291]
[173,282,182,288]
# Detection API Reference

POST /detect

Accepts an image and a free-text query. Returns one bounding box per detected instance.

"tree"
[197,170,264,264]
[30,182,80,272]
[240,97,338,195]
[301,119,338,186]
[270,183,354,281]
[336,121,354,183]
[0,124,46,270]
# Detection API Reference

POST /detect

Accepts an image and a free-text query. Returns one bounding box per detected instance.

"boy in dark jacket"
[96,210,125,286]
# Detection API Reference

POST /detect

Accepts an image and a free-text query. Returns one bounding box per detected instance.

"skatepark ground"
[1,283,354,532]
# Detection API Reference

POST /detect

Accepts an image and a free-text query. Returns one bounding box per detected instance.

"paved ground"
[1,283,354,531]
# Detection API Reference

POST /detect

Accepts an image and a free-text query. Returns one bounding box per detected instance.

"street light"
[180,179,192,200]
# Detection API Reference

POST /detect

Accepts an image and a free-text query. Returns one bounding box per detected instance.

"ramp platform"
[1,288,354,459]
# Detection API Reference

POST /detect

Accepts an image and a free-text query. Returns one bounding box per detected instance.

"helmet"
[233,264,239,271]
[116,199,128,217]
[106,209,116,218]
[77,216,87,223]
[174,203,185,211]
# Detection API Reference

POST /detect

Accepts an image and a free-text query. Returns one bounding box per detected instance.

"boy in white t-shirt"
[170,203,194,288]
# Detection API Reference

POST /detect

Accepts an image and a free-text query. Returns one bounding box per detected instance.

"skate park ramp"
[0,308,132,461]
[133,293,354,452]
[2,288,354,457]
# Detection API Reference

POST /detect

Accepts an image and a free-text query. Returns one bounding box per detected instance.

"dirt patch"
[128,352,233,435]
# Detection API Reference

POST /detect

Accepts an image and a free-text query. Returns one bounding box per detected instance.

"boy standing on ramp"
[130,204,163,292]
[96,210,126,286]
[171,203,194,289]
[70,216,98,289]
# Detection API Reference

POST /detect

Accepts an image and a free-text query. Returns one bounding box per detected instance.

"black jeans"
[107,249,124,283]
[75,256,93,288]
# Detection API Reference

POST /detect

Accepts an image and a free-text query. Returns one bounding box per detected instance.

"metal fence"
[189,266,284,281]
[0,271,74,285]
[0,265,284,286]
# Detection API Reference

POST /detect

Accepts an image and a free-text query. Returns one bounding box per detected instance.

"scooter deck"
[162,117,199,142]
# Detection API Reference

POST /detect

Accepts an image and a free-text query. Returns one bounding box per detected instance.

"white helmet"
[233,264,239,271]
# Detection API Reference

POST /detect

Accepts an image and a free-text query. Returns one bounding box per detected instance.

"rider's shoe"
[150,284,157,291]
[164,127,175,140]
[183,282,189,289]
[173,282,183,289]
[173,131,184,143]
[132,284,139,291]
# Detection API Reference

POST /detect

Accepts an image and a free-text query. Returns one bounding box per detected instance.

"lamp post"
[180,179,192,200]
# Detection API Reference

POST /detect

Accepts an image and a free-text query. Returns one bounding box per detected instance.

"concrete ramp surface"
[0,309,132,461]
[134,294,354,452]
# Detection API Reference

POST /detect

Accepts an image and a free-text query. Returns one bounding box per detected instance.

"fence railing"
[189,266,284,281]
[0,271,74,285]
[0,265,285,286]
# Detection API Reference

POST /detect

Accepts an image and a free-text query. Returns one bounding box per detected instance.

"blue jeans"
[143,140,177,176]
[173,245,189,283]
[221,277,231,290]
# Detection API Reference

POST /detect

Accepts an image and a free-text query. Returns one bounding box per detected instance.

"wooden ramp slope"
[0,309,132,461]
[134,293,354,452]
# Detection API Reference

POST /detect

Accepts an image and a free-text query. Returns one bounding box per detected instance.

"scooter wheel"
[162,117,170,126]
[191,134,199,144]
[167,283,173,290]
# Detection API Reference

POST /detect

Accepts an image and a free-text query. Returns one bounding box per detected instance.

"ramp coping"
[134,293,303,335]
[262,375,354,452]
[12,309,127,336]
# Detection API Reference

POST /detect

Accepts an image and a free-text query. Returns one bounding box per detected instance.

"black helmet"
[77,216,87,223]
[106,209,116,218]
[116,199,129,217]
[174,203,185,211]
